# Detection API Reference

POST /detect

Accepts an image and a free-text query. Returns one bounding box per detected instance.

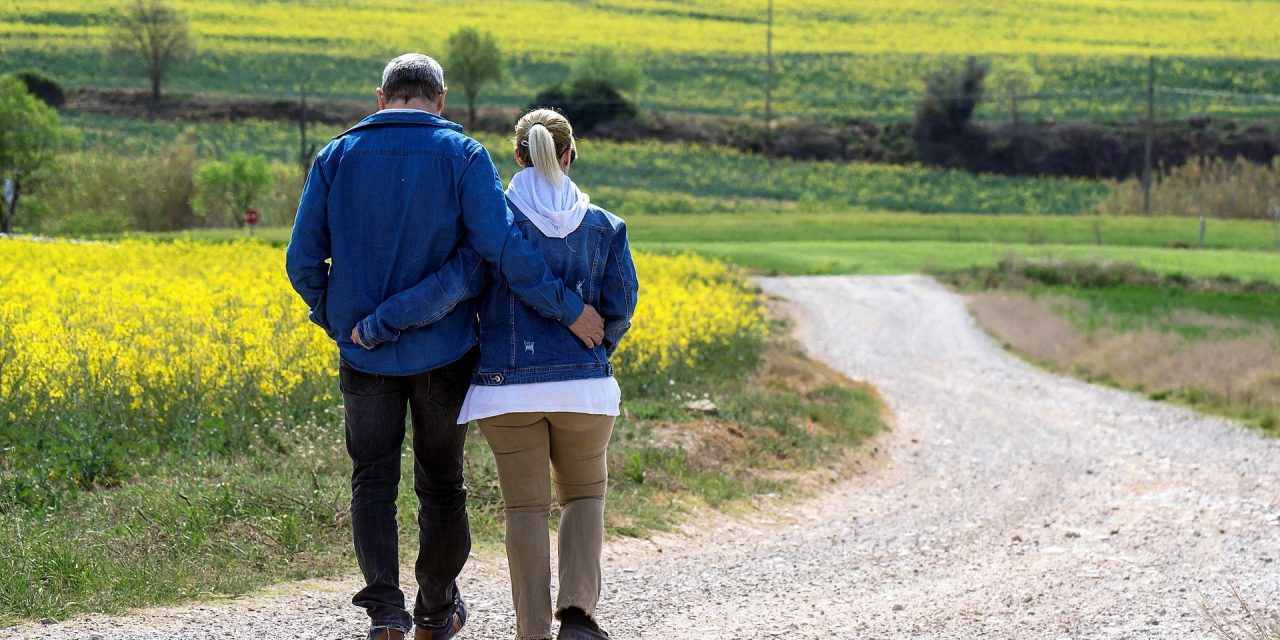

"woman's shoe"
[556,607,610,640]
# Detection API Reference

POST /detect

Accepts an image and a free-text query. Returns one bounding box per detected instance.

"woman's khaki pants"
[476,411,615,640]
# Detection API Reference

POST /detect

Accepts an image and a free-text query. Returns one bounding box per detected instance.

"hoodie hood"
[505,167,591,238]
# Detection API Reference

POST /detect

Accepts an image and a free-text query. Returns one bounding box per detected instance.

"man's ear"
[436,87,447,113]
[376,87,386,110]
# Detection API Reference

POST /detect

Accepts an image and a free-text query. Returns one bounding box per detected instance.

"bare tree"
[109,0,194,103]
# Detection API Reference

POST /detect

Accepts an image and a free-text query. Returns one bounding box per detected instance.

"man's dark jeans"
[339,348,478,633]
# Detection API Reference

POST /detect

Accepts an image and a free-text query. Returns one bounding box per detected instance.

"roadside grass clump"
[1199,582,1280,640]
[947,258,1280,433]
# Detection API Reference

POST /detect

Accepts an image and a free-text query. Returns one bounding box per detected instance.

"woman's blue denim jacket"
[284,110,586,377]
[356,198,639,386]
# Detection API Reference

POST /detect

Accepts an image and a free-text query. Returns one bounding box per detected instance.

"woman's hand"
[568,305,605,348]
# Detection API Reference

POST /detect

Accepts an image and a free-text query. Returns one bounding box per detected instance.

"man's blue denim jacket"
[284,110,586,376]
[355,198,639,386]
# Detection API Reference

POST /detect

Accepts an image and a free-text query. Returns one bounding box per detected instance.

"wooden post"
[1272,204,1279,251]
[1198,216,1206,248]
[298,84,309,175]
[1009,81,1020,174]
[1142,56,1156,217]
[764,0,774,144]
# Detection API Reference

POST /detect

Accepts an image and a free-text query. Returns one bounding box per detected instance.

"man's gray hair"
[380,53,445,102]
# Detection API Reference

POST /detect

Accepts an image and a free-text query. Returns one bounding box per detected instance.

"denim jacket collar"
[336,109,464,138]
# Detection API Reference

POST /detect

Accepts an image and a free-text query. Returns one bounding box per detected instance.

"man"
[285,53,604,640]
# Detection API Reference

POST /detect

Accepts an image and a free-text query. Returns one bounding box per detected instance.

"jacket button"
[491,374,503,384]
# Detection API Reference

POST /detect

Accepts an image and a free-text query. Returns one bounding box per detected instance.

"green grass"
[62,113,1108,218]
[0,330,883,625]
[134,211,1279,252]
[640,240,1280,283]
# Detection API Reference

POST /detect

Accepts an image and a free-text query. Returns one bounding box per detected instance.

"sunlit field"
[0,239,766,510]
[5,1,1279,119]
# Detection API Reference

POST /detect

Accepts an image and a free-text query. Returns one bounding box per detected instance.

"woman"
[456,108,638,640]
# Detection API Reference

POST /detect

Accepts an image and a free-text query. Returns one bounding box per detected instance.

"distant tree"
[193,153,274,227]
[0,75,79,234]
[568,46,646,95]
[989,57,1043,127]
[445,27,503,130]
[916,56,987,139]
[913,56,989,167]
[109,0,194,103]
[13,70,66,108]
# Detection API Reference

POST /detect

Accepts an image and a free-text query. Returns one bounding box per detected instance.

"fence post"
[1272,204,1279,251]
[1142,56,1156,216]
[1199,216,1207,248]
[764,0,774,149]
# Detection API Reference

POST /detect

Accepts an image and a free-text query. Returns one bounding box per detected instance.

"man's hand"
[352,326,372,350]
[568,305,605,348]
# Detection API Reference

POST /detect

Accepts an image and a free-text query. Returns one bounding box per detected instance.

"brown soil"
[966,289,1280,422]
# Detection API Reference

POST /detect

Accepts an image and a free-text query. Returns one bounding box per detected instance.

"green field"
[64,114,1108,218]
[7,1,1280,121]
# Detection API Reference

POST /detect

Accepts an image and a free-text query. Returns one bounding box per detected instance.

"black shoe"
[415,595,467,640]
[557,607,610,640]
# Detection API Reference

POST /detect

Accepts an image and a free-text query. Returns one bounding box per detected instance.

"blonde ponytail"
[514,109,576,187]
[526,123,563,186]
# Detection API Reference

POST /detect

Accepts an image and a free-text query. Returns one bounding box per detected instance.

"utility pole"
[764,0,774,143]
[298,84,309,176]
[1142,56,1155,216]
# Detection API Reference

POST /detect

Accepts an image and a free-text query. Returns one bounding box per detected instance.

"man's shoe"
[414,596,467,640]
[557,607,610,640]
[367,627,405,640]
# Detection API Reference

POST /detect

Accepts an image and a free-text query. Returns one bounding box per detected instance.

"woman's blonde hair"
[514,108,575,187]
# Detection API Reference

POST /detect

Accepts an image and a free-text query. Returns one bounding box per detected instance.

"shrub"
[12,70,65,108]
[34,139,199,233]
[568,45,646,95]
[193,153,274,226]
[1096,156,1280,219]
[530,79,637,133]
[913,56,989,168]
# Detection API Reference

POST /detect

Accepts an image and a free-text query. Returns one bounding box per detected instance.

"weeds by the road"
[1199,582,1280,640]
[947,258,1280,434]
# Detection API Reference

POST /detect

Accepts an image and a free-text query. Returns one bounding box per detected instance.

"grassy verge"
[0,331,883,625]
[642,240,1280,284]
[149,211,1279,253]
[944,259,1280,434]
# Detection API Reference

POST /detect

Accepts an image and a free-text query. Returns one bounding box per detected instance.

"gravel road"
[7,275,1279,639]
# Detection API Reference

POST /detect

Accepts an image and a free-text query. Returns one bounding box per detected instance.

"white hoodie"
[505,167,592,238]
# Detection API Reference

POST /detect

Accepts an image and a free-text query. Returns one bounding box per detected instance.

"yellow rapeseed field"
[0,238,765,503]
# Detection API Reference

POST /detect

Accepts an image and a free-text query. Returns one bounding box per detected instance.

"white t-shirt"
[456,377,621,424]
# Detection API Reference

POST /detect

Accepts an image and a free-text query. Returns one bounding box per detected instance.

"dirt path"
[8,275,1279,639]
